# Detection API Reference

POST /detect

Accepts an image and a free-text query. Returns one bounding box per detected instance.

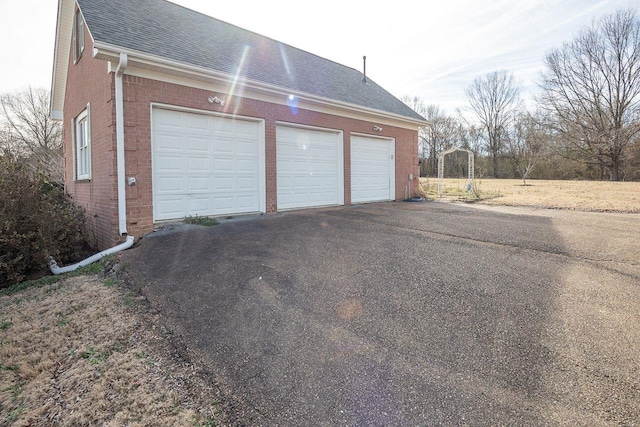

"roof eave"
[50,0,77,120]
[93,42,428,129]
[50,0,67,120]
[50,0,97,121]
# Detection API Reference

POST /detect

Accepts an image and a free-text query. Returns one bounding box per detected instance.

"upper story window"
[73,8,84,63]
[74,107,91,180]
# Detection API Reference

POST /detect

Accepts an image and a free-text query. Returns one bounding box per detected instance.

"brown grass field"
[0,275,226,426]
[419,178,640,213]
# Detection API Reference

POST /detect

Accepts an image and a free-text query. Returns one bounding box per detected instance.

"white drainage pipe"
[48,236,135,275]
[115,53,128,236]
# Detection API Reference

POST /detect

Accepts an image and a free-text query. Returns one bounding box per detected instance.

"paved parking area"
[123,202,640,425]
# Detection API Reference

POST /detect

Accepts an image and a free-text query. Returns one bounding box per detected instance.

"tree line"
[407,8,640,182]
[1,10,639,184]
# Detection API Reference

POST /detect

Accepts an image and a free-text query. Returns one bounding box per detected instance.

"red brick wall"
[120,75,419,241]
[65,48,418,247]
[62,19,118,250]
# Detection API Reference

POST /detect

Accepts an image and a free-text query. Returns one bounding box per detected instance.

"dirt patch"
[421,178,640,212]
[0,275,229,426]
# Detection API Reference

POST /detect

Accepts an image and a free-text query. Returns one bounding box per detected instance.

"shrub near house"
[0,155,89,286]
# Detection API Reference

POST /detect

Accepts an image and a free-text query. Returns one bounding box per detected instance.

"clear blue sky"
[0,0,637,113]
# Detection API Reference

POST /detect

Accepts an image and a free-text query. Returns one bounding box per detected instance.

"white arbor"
[437,147,475,197]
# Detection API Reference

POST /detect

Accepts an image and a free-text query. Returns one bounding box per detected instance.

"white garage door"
[351,135,395,203]
[152,108,264,221]
[276,125,344,210]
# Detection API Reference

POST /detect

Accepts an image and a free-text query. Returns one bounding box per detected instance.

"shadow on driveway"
[122,202,640,425]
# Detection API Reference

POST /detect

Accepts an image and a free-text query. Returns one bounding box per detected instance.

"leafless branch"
[0,87,63,183]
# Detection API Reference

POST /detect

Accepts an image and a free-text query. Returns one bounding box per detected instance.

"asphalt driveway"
[123,202,640,425]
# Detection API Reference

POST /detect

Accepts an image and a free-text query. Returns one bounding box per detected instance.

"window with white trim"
[73,8,84,63]
[74,108,91,180]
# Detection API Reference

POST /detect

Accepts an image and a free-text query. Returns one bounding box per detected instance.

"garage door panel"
[213,139,233,154]
[237,176,257,191]
[237,120,258,136]
[187,113,208,130]
[310,132,330,143]
[309,175,326,187]
[278,193,293,206]
[277,159,293,172]
[309,146,323,159]
[237,158,256,172]
[187,136,209,152]
[155,134,183,151]
[188,156,209,172]
[153,108,263,221]
[211,157,232,172]
[306,191,323,204]
[293,163,308,173]
[321,161,336,173]
[187,176,209,192]
[155,176,184,193]
[213,116,234,132]
[369,177,388,187]
[277,127,295,139]
[351,136,394,204]
[237,141,257,155]
[278,145,293,157]
[295,191,315,203]
[213,196,234,210]
[156,154,184,172]
[188,197,209,211]
[157,197,185,216]
[276,125,343,210]
[237,194,258,209]
[278,178,292,190]
[154,108,182,129]
[212,176,233,191]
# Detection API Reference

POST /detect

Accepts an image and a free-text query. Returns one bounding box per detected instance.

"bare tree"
[402,95,427,118]
[538,9,640,181]
[507,112,548,185]
[456,109,485,156]
[420,105,461,176]
[0,87,63,183]
[466,70,521,178]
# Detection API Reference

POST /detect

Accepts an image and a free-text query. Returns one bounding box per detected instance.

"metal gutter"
[92,42,428,129]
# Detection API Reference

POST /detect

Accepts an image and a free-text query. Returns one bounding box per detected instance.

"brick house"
[50,0,427,249]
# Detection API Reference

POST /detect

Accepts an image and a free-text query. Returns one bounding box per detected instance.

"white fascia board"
[51,110,64,120]
[92,42,427,131]
[50,0,97,121]
[50,0,73,120]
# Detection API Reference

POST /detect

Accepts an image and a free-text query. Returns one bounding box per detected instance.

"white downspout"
[115,53,128,235]
[47,54,136,276]
[48,236,134,275]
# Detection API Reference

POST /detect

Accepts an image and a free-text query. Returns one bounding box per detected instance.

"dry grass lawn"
[420,178,640,213]
[0,275,225,426]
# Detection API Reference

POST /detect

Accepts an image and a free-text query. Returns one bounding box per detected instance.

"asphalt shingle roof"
[77,0,425,122]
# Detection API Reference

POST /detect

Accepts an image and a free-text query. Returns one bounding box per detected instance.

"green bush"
[0,155,89,287]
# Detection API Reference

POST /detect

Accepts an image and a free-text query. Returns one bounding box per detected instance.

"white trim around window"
[74,105,91,180]
[73,7,85,63]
